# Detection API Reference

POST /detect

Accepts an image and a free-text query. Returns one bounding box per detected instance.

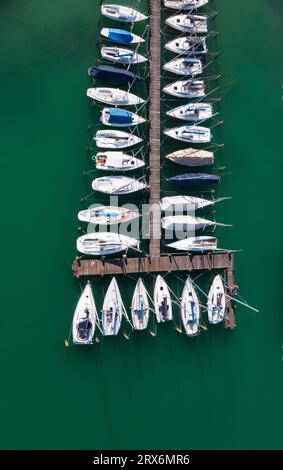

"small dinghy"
[166,14,208,33]
[165,148,214,166]
[207,275,226,324]
[77,232,139,256]
[101,27,145,44]
[94,130,142,148]
[161,195,229,211]
[163,57,202,76]
[167,236,218,252]
[161,215,229,231]
[131,278,149,330]
[102,278,125,336]
[165,36,207,55]
[163,79,206,98]
[164,125,211,143]
[87,87,144,106]
[101,108,146,127]
[166,103,213,122]
[94,151,145,171]
[78,206,139,225]
[101,4,148,23]
[180,276,200,337]
[101,46,147,64]
[72,282,97,345]
[164,0,209,9]
[168,173,221,187]
[154,275,173,323]
[88,65,143,86]
[92,176,147,195]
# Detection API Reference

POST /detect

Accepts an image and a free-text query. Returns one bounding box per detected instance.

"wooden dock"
[72,0,237,329]
[149,0,161,256]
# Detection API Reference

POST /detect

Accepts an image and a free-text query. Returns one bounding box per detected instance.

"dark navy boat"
[88,65,144,86]
[168,173,221,187]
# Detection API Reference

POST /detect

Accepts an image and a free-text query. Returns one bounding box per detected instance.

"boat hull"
[154,275,173,323]
[131,279,149,330]
[72,283,96,345]
[207,275,226,324]
[165,148,214,166]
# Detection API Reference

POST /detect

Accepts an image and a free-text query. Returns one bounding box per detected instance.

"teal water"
[0,0,283,450]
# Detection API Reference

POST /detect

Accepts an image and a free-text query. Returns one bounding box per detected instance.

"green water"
[0,0,283,450]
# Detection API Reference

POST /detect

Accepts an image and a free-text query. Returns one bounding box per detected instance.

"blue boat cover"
[108,28,133,44]
[169,173,221,187]
[88,65,143,85]
[108,108,133,125]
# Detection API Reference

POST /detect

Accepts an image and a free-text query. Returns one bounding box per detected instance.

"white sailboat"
[76,232,139,256]
[166,103,213,121]
[94,151,145,171]
[162,215,229,231]
[167,236,218,252]
[101,108,146,127]
[102,278,126,336]
[101,46,147,64]
[87,88,145,106]
[180,276,200,336]
[78,206,139,225]
[72,282,97,345]
[154,275,173,323]
[165,14,208,33]
[163,79,206,98]
[131,278,149,330]
[163,57,202,76]
[165,148,214,166]
[207,275,226,324]
[92,176,147,195]
[161,195,229,211]
[94,130,142,148]
[164,125,211,143]
[101,4,148,23]
[164,0,209,9]
[165,36,207,55]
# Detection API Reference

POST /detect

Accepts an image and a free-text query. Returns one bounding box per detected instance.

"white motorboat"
[180,276,200,336]
[165,14,208,33]
[165,36,207,55]
[161,215,229,231]
[92,176,147,195]
[163,79,206,98]
[164,125,211,143]
[166,103,213,121]
[207,275,226,324]
[165,148,214,166]
[102,278,126,336]
[131,278,149,330]
[78,206,139,225]
[101,108,146,127]
[167,236,218,252]
[163,57,202,76]
[94,130,142,148]
[94,151,145,171]
[154,275,173,323]
[101,46,147,64]
[161,195,229,211]
[164,0,209,9]
[101,27,145,44]
[72,282,97,345]
[101,4,148,23]
[87,87,145,106]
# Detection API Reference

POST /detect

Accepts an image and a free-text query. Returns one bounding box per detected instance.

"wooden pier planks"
[149,0,161,256]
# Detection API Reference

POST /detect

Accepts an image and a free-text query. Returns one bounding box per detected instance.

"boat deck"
[72,0,237,329]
